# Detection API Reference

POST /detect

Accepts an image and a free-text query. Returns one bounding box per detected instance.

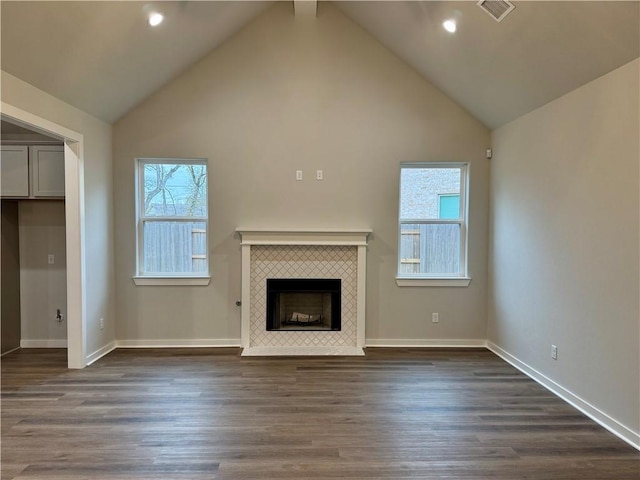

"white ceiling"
[1,1,272,123]
[337,1,640,128]
[2,1,638,128]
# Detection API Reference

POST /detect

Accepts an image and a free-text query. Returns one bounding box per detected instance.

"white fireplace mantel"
[236,228,371,356]
[236,228,371,246]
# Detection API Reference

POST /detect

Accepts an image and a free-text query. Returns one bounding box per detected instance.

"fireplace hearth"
[266,279,341,331]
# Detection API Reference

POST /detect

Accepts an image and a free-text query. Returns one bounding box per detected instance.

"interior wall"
[1,71,115,361]
[18,200,67,345]
[1,123,55,142]
[113,2,490,344]
[1,200,21,353]
[488,59,640,441]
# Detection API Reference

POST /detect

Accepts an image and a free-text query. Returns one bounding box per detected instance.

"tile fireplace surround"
[236,229,371,356]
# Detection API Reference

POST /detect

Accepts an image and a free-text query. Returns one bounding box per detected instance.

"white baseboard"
[366,339,487,348]
[86,341,117,366]
[0,346,21,357]
[20,339,67,348]
[109,339,486,349]
[487,341,640,451]
[115,339,241,348]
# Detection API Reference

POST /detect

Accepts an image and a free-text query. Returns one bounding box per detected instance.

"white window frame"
[396,162,471,287]
[133,157,210,286]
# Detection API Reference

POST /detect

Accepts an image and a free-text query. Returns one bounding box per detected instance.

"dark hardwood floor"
[1,348,638,479]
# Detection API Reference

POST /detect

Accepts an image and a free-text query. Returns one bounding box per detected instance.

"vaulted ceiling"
[337,1,639,128]
[2,1,638,128]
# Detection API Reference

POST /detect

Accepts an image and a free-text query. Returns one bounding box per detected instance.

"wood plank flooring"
[1,348,638,479]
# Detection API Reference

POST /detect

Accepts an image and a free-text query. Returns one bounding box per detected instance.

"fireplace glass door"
[266,279,341,331]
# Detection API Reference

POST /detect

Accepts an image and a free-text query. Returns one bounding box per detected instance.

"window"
[135,158,209,283]
[397,163,469,286]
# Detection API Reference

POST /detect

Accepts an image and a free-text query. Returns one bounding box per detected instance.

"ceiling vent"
[477,0,515,22]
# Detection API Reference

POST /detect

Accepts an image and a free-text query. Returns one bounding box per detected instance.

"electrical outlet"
[316,170,323,180]
[551,345,558,360]
[432,313,439,323]
[48,254,55,265]
[296,170,303,181]
[99,318,104,330]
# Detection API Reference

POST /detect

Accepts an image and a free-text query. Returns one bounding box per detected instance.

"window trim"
[395,277,471,287]
[397,162,470,286]
[132,276,211,286]
[135,157,210,283]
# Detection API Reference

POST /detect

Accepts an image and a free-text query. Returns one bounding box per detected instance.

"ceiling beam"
[294,0,317,17]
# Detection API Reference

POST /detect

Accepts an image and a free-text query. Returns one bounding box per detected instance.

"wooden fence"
[400,223,460,274]
[143,222,206,273]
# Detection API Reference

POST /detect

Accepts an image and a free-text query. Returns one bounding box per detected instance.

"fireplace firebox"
[266,279,341,331]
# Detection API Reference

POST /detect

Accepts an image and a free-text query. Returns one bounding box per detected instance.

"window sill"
[395,277,471,287]
[132,276,211,286]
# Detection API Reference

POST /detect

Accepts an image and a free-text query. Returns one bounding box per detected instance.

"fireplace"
[236,228,370,356]
[266,279,341,331]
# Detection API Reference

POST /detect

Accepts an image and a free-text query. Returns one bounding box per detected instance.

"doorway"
[1,105,86,368]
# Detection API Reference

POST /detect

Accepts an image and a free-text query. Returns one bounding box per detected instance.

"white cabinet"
[1,146,29,197]
[29,146,65,197]
[0,145,64,198]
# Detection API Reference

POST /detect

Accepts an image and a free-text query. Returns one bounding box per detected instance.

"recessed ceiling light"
[443,19,457,33]
[148,12,164,27]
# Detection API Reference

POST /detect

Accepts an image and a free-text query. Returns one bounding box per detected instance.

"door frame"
[2,102,86,368]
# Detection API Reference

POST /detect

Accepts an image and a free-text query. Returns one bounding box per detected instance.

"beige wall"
[19,200,67,344]
[1,71,115,360]
[113,2,490,343]
[1,200,21,353]
[489,59,640,441]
